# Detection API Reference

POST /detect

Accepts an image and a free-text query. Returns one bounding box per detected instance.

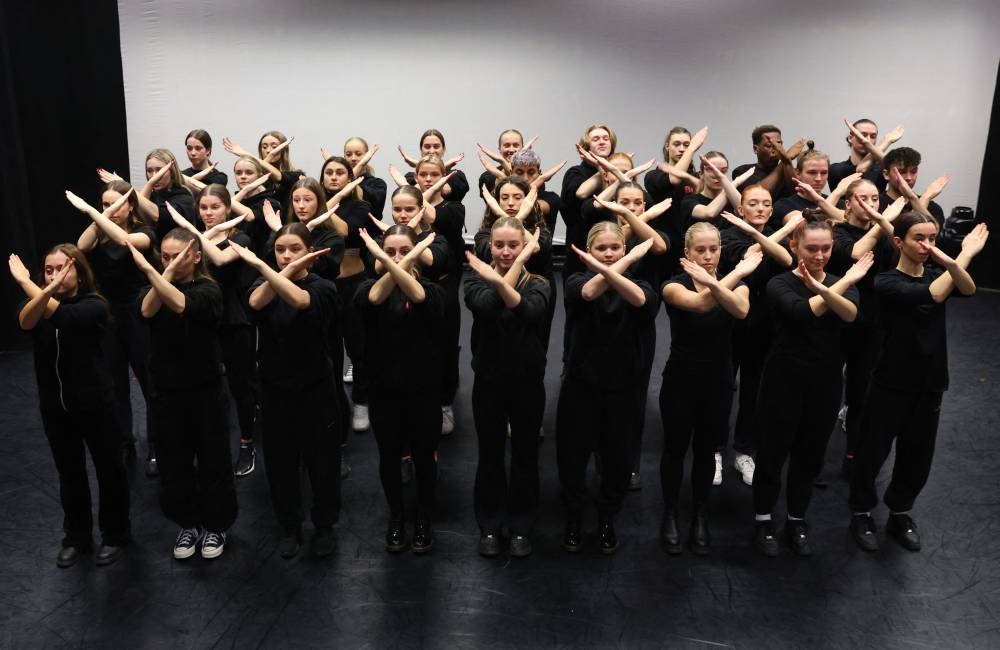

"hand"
[720,211,756,234]
[524,135,539,150]
[844,119,875,149]
[784,212,805,231]
[794,260,825,294]
[263,200,283,232]
[397,145,418,168]
[690,126,709,150]
[407,206,426,230]
[785,137,809,161]
[368,212,389,233]
[264,137,293,164]
[624,237,655,262]
[358,228,386,260]
[516,227,542,262]
[204,215,245,239]
[889,167,919,199]
[387,162,408,187]
[465,250,504,284]
[593,195,629,218]
[733,249,764,277]
[793,178,823,204]
[733,165,756,187]
[222,137,251,157]
[842,251,874,284]
[307,204,338,232]
[885,123,905,144]
[401,232,435,269]
[7,254,33,285]
[126,240,155,273]
[320,146,332,161]
[145,161,173,189]
[576,143,598,167]
[226,239,261,267]
[42,258,74,295]
[570,244,607,274]
[190,162,219,181]
[233,173,270,201]
[834,172,863,196]
[284,247,330,276]
[65,190,97,216]
[161,239,196,281]
[424,170,456,201]
[477,143,503,163]
[533,160,566,189]
[626,159,656,179]
[444,153,465,170]
[921,174,950,202]
[97,167,124,183]
[879,196,906,223]
[959,222,990,257]
[165,202,197,233]
[679,256,717,285]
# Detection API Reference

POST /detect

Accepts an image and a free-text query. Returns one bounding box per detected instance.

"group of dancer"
[10,119,989,568]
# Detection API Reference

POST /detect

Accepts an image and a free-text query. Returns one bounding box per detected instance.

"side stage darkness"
[1,282,997,648]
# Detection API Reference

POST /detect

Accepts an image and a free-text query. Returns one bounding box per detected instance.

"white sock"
[755,514,771,522]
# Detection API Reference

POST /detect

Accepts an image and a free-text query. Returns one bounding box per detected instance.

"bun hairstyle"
[795,146,829,171]
[792,207,834,239]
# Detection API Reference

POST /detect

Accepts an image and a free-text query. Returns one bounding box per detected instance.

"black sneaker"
[145,455,159,478]
[563,516,582,553]
[311,527,336,558]
[478,531,501,558]
[628,472,642,491]
[385,518,407,553]
[95,544,125,567]
[850,513,879,552]
[173,527,202,560]
[784,519,813,557]
[200,531,227,559]
[598,517,618,555]
[57,545,89,568]
[234,442,256,477]
[412,519,433,554]
[509,534,532,558]
[754,520,779,557]
[886,513,921,552]
[688,510,710,556]
[278,529,302,559]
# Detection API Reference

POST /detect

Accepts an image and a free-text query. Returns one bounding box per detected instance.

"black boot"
[660,509,681,555]
[145,443,159,477]
[598,514,618,555]
[688,505,710,556]
[563,513,582,553]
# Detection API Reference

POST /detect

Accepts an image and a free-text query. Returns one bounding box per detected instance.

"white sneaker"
[352,404,369,431]
[713,452,723,486]
[200,531,227,559]
[734,454,755,486]
[441,405,455,436]
[343,363,354,383]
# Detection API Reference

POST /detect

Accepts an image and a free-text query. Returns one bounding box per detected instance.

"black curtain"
[973,60,1000,289]
[0,1,129,350]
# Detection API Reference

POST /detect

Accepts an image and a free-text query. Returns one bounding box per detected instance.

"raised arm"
[131,240,192,317]
[360,228,430,304]
[233,240,324,310]
[11,255,70,330]
[135,163,174,222]
[67,190,150,250]
[927,223,988,301]
[166,202,241,267]
[594,196,667,254]
[465,252,522,309]
[720,211,794,267]
[797,253,873,321]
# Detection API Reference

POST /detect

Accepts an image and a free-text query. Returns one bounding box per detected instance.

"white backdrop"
[118,0,1000,238]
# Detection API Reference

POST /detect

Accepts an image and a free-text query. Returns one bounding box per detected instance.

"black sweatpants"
[728,322,770,454]
[752,361,842,518]
[472,374,545,534]
[326,316,352,443]
[849,386,942,513]
[556,376,642,517]
[261,375,342,532]
[220,324,259,442]
[105,301,154,450]
[841,323,883,457]
[152,380,238,532]
[41,402,131,548]
[439,279,461,407]
[336,273,368,405]
[370,393,441,518]
[659,364,733,509]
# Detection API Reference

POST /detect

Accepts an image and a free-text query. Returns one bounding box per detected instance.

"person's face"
[738,187,772,229]
[160,237,199,281]
[233,160,260,189]
[896,222,938,265]
[291,188,319,222]
[512,164,540,184]
[884,163,919,191]
[616,187,645,216]
[186,137,209,167]
[391,193,421,225]
[322,161,350,193]
[848,122,878,155]
[199,194,228,230]
[43,251,79,298]
[684,231,721,273]
[499,132,523,160]
[701,155,728,192]
[497,182,525,216]
[754,131,783,162]
[792,229,833,274]
[343,139,367,169]
[490,225,524,272]
[101,190,132,227]
[259,135,282,158]
[666,133,691,163]
[420,134,444,157]
[383,234,414,264]
[588,128,613,157]
[797,159,829,193]
[847,182,879,223]
[416,164,443,192]
[145,157,171,192]
[602,157,632,186]
[274,233,310,272]
[589,230,625,265]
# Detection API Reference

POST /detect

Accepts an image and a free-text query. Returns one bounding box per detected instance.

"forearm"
[18,290,56,330]
[598,267,646,306]
[137,194,159,222]
[143,271,185,315]
[575,173,601,200]
[491,277,522,309]
[691,193,727,220]
[707,282,749,318]
[77,223,100,251]
[257,264,310,308]
[366,268,399,305]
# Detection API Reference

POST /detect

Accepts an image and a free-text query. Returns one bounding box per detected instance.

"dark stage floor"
[2,286,999,649]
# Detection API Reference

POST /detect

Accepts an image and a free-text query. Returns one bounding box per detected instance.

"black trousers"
[729,322,770,454]
[370,393,441,518]
[326,316,351,443]
[472,374,545,534]
[556,376,642,517]
[41,402,131,548]
[659,364,733,509]
[841,322,884,457]
[336,273,368,405]
[220,324,259,442]
[105,301,154,450]
[439,278,461,406]
[152,380,238,532]
[631,326,657,472]
[261,375,342,532]
[849,386,942,513]
[752,360,842,518]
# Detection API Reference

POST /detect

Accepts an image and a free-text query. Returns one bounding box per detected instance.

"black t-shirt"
[249,272,337,388]
[560,161,600,277]
[733,160,792,201]
[360,175,387,216]
[21,294,114,412]
[464,274,551,380]
[765,270,859,369]
[678,193,732,233]
[830,222,895,324]
[772,194,822,231]
[182,166,229,188]
[879,192,945,223]
[139,278,224,391]
[720,226,789,332]
[473,228,554,280]
[240,190,282,257]
[208,233,252,327]
[662,274,744,375]
[431,201,466,284]
[405,169,470,203]
[872,267,951,392]
[87,226,158,304]
[828,159,886,193]
[151,186,196,241]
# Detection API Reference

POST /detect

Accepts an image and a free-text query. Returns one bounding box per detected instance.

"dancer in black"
[182,129,228,187]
